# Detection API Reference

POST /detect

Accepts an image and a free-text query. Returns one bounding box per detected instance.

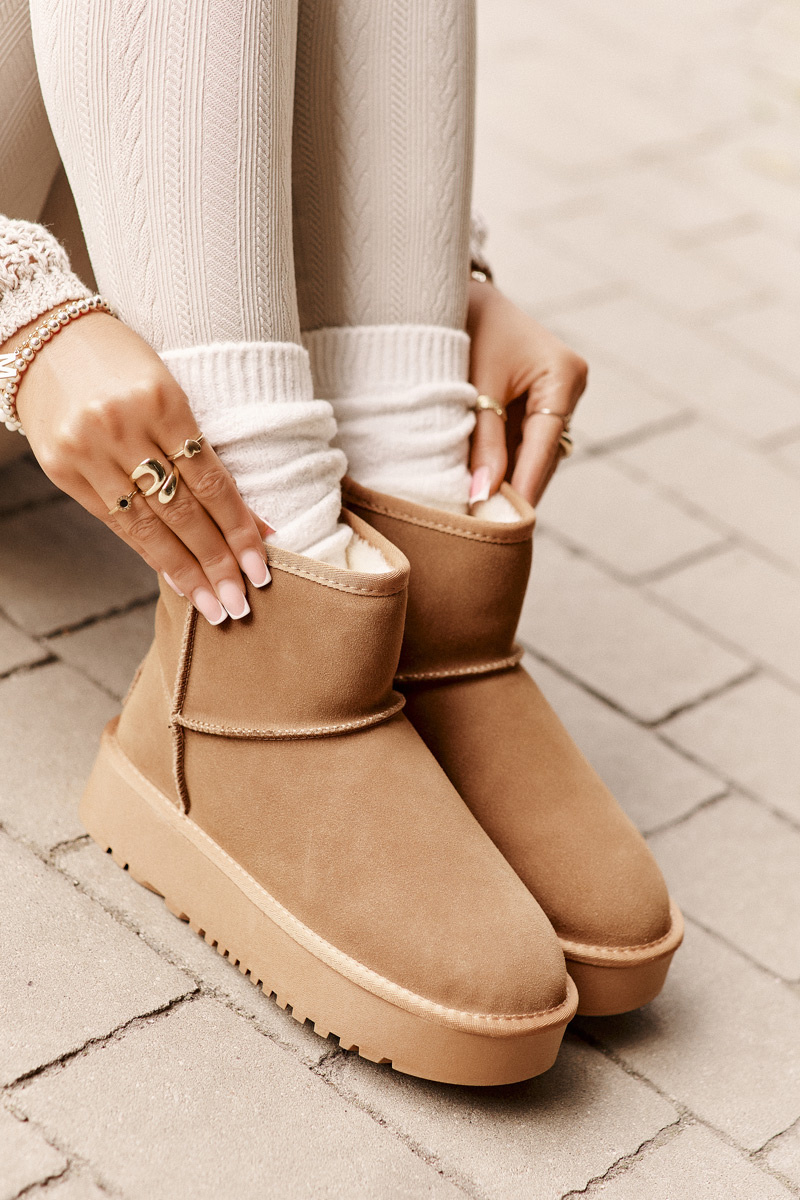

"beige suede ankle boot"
[80,509,576,1084]
[343,479,683,1017]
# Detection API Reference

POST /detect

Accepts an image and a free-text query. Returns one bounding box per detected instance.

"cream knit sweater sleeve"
[0,216,91,344]
[0,0,89,344]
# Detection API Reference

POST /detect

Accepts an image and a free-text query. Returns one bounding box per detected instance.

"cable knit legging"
[29,0,477,565]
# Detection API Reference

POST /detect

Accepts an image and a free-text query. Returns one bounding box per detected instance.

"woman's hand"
[467,279,588,506]
[7,306,272,624]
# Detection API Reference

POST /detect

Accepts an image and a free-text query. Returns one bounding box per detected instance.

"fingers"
[157,416,272,588]
[87,470,228,625]
[510,414,565,506]
[468,408,508,503]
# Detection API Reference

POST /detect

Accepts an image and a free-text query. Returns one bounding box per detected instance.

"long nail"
[192,587,227,626]
[241,549,271,588]
[218,579,250,619]
[162,573,184,598]
[469,466,491,504]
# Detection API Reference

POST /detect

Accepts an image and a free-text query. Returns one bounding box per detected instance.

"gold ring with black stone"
[108,488,138,516]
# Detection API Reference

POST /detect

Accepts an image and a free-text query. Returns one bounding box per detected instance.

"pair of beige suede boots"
[82,478,683,1086]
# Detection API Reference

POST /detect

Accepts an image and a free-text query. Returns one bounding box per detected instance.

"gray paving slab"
[519,533,750,723]
[0,617,48,677]
[554,297,800,441]
[54,839,330,1064]
[651,548,800,689]
[326,1034,677,1200]
[14,997,461,1200]
[650,795,800,980]
[659,674,800,825]
[0,1107,66,1200]
[569,356,681,450]
[616,423,800,574]
[541,456,724,580]
[578,922,800,1150]
[0,663,117,851]
[0,498,156,636]
[0,830,190,1086]
[585,1124,793,1199]
[766,1121,800,1190]
[47,601,156,700]
[528,656,724,834]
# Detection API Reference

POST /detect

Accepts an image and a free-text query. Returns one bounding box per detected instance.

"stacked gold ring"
[109,431,204,516]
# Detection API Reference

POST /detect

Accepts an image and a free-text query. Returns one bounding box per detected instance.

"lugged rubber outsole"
[80,719,578,1086]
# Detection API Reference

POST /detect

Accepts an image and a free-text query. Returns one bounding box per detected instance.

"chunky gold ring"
[168,432,204,462]
[474,395,507,422]
[108,488,137,516]
[130,457,180,505]
[131,457,167,496]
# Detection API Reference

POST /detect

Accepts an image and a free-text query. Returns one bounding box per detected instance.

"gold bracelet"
[0,295,115,437]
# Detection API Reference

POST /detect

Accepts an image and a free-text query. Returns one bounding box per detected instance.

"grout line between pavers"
[571,1020,800,1195]
[7,1161,71,1200]
[42,590,159,642]
[4,991,199,1095]
[643,786,731,838]
[312,1055,487,1200]
[518,635,757,728]
[608,442,800,584]
[558,1117,687,1198]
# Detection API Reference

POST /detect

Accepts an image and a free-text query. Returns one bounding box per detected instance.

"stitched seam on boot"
[560,909,682,959]
[397,648,524,683]
[344,493,533,545]
[174,695,406,740]
[270,559,407,597]
[111,732,571,1027]
[170,604,197,814]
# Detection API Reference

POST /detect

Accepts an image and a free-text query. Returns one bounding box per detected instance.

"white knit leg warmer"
[161,342,351,566]
[304,325,476,512]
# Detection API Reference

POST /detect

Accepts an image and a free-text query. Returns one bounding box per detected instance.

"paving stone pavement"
[2,0,799,1195]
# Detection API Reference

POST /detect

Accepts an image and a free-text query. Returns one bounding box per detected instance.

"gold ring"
[131,457,168,496]
[532,408,571,431]
[108,488,137,516]
[158,463,180,505]
[168,432,204,461]
[130,457,180,505]
[474,395,507,422]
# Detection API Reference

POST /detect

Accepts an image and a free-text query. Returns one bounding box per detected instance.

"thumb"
[469,407,508,502]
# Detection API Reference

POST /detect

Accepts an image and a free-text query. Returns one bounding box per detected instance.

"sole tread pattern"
[102,839,394,1070]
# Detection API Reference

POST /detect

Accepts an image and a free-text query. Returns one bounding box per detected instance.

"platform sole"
[80,720,577,1086]
[565,902,684,1017]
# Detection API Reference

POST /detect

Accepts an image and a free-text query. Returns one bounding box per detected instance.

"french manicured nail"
[218,579,250,619]
[192,587,227,626]
[241,549,271,588]
[162,573,184,598]
[469,466,491,504]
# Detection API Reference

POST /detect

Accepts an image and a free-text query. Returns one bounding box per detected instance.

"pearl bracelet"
[1,295,115,436]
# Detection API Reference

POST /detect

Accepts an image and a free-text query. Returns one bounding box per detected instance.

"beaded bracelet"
[0,295,115,436]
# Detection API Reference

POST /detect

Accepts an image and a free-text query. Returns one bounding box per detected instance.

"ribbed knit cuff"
[302,325,471,397]
[0,270,91,346]
[160,341,318,442]
[0,216,92,344]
